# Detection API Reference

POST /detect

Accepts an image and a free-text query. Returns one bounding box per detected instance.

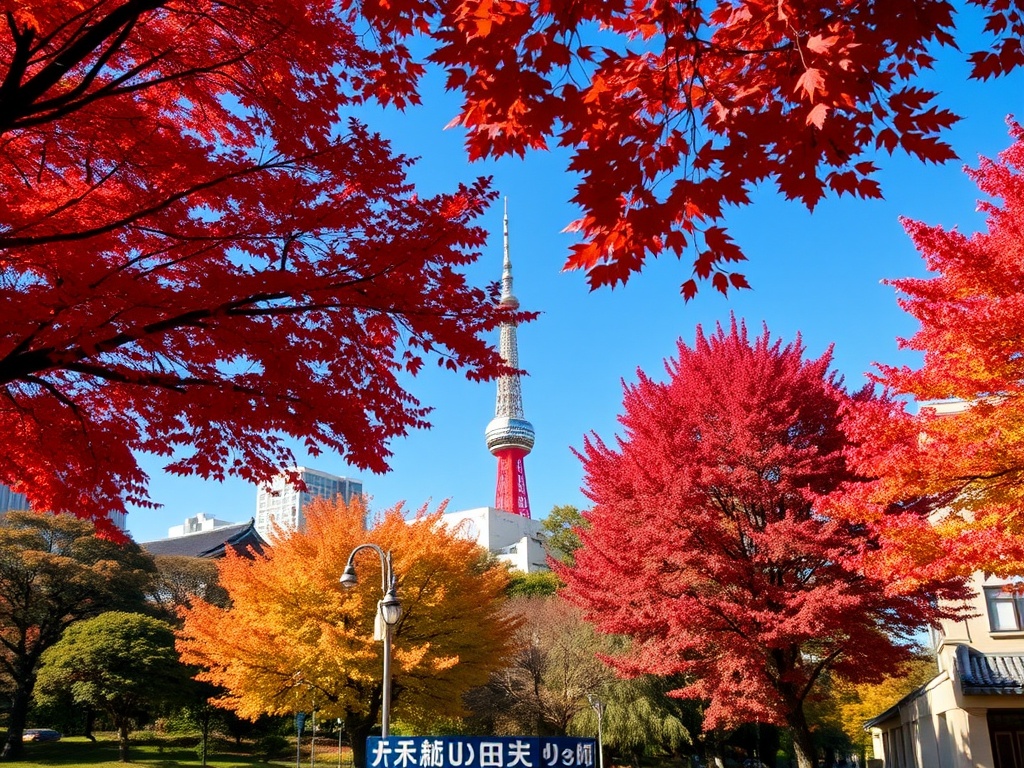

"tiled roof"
[141,519,266,559]
[956,645,1024,695]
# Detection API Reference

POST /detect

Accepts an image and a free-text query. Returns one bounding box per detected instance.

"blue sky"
[127,21,1024,543]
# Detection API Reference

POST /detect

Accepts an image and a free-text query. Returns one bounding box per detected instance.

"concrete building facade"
[867,571,1024,768]
[439,505,547,573]
[255,467,362,539]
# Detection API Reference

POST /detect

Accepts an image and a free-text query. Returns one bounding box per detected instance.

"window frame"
[985,585,1024,632]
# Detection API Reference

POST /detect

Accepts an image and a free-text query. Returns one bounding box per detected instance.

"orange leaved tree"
[178,497,517,768]
[838,121,1024,584]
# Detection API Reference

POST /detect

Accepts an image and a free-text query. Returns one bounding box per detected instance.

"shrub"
[255,734,289,761]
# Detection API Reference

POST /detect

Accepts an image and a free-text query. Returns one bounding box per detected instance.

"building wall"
[439,506,548,573]
[167,512,236,538]
[869,570,1024,768]
[255,467,362,539]
[0,485,30,512]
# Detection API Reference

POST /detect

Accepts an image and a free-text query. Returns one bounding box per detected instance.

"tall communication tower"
[484,202,535,518]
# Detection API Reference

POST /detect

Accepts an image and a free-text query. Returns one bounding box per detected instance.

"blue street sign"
[366,737,597,768]
[295,712,307,735]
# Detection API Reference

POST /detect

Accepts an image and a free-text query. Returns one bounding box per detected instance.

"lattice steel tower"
[485,202,535,518]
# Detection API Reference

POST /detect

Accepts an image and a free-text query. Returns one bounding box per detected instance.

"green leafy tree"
[570,676,691,768]
[506,571,561,598]
[149,555,229,619]
[0,513,155,759]
[36,612,192,762]
[541,506,586,566]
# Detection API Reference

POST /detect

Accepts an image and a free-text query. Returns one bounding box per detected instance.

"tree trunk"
[0,678,33,760]
[199,707,211,767]
[118,722,131,762]
[84,708,97,742]
[789,722,816,768]
[345,713,374,768]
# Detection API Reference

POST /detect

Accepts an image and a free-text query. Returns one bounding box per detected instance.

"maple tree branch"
[1,0,288,134]
[0,153,306,250]
[0,14,35,110]
[60,364,242,395]
[20,374,97,453]
[22,374,82,414]
[0,0,167,133]
[16,44,262,132]
[797,644,846,703]
[957,466,1024,484]
[1,256,487,387]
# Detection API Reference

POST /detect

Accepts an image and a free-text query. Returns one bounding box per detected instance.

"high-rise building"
[484,201,535,518]
[255,467,362,538]
[0,484,126,531]
[0,485,30,513]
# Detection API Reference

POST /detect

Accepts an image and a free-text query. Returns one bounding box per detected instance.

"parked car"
[23,729,61,742]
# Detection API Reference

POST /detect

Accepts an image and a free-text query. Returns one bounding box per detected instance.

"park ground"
[12,734,347,768]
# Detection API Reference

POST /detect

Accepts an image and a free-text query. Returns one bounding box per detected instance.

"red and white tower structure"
[485,203,535,518]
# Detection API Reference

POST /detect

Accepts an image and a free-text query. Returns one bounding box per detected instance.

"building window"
[985,585,1024,631]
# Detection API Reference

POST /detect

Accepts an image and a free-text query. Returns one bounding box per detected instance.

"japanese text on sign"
[367,737,597,768]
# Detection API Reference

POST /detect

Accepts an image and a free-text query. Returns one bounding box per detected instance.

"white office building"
[166,512,236,538]
[255,467,362,539]
[440,506,548,573]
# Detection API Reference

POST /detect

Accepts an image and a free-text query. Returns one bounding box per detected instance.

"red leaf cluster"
[420,0,973,294]
[559,320,967,757]
[845,120,1024,580]
[0,1,519,525]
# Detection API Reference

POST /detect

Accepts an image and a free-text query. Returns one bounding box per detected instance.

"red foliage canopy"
[417,0,1018,295]
[559,321,966,766]
[842,121,1024,581]
[0,1,513,529]
[4,0,1020,528]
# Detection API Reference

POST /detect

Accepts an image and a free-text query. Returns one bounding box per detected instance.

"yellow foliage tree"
[178,498,517,767]
[828,656,938,760]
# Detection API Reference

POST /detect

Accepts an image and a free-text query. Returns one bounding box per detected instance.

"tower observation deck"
[485,202,535,518]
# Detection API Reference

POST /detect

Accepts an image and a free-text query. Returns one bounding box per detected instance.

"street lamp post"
[339,544,402,738]
[587,694,604,768]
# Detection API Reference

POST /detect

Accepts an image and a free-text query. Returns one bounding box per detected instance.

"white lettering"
[371,741,393,768]
[480,742,504,768]
[394,740,418,768]
[419,740,445,768]
[508,740,533,768]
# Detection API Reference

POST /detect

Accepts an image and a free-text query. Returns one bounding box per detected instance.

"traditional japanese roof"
[956,645,1024,695]
[141,518,266,559]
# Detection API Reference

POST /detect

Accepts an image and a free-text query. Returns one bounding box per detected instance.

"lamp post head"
[339,564,358,588]
[380,586,402,626]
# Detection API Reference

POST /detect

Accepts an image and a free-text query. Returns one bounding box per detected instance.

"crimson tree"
[0,1,512,529]
[559,321,967,768]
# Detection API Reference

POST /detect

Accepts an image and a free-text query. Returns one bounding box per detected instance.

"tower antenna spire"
[485,200,534,518]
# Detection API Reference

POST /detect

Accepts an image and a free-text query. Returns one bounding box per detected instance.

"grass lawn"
[16,735,352,768]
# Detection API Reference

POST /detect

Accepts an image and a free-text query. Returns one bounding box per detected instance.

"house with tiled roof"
[865,570,1024,768]
[865,400,1024,768]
